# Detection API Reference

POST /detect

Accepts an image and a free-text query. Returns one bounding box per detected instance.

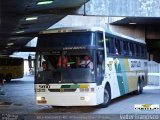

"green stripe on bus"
[70,84,80,89]
[61,85,79,89]
[114,58,125,95]
[61,85,70,88]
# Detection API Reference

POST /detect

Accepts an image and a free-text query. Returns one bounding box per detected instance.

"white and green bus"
[35,27,148,107]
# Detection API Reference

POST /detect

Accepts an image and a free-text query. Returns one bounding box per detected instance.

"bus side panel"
[114,58,129,95]
[122,59,137,92]
[106,57,147,100]
[128,59,148,87]
[105,58,121,99]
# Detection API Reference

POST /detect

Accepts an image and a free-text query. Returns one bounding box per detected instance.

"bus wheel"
[5,74,12,82]
[99,85,111,108]
[135,80,143,95]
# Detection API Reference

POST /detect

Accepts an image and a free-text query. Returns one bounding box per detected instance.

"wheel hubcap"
[104,89,109,104]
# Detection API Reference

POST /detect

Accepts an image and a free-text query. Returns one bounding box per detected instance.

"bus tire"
[135,79,143,95]
[5,74,12,82]
[99,85,111,108]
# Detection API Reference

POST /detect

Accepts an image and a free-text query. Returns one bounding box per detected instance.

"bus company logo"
[134,104,159,111]
[131,61,141,68]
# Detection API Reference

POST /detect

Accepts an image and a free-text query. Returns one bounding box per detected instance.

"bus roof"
[39,27,105,34]
[39,27,145,44]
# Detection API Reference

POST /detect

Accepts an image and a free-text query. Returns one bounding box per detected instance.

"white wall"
[148,61,160,86]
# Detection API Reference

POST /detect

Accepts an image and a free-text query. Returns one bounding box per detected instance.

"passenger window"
[105,36,114,55]
[141,46,144,58]
[136,45,140,57]
[115,39,121,55]
[123,41,129,56]
[144,46,147,58]
[129,43,133,56]
[106,38,109,54]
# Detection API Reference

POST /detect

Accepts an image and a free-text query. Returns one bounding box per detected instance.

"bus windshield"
[37,32,95,50]
[35,50,95,84]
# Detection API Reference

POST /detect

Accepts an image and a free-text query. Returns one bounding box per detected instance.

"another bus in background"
[0,57,24,82]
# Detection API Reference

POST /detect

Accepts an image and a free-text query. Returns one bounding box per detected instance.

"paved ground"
[0,75,160,120]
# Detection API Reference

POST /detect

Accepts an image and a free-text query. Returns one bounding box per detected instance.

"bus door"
[96,51,105,85]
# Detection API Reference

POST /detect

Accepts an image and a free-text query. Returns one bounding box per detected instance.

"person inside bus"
[42,61,49,71]
[80,55,93,69]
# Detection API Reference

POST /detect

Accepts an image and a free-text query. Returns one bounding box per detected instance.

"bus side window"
[105,38,109,54]
[141,45,146,58]
[144,46,147,58]
[133,43,136,57]
[114,39,121,55]
[129,43,136,57]
[123,41,129,56]
[136,44,140,57]
[129,42,133,56]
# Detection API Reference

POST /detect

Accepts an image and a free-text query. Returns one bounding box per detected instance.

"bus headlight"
[36,97,47,103]
[37,97,43,101]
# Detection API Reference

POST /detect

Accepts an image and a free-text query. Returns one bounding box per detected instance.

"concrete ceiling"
[111,17,160,54]
[0,0,89,55]
[1,1,160,56]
